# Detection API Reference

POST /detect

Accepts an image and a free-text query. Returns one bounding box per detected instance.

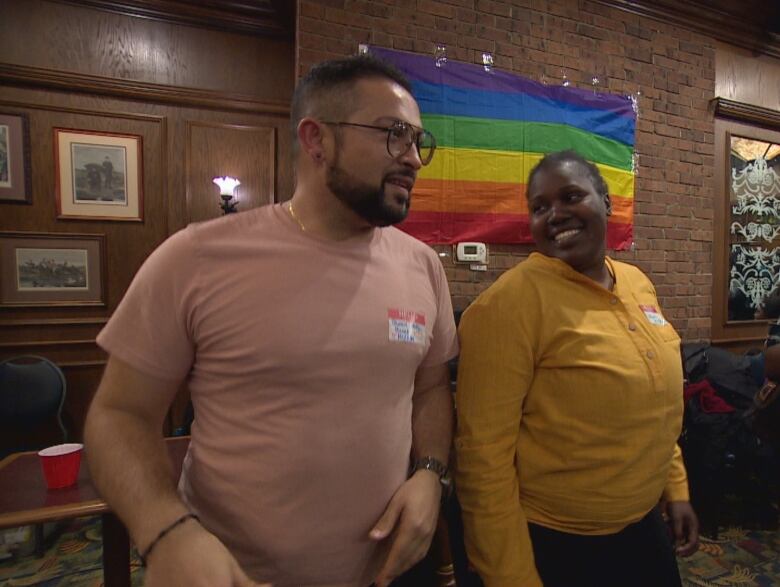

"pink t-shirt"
[96,203,458,586]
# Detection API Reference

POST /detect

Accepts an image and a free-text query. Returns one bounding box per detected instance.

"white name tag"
[388,309,427,345]
[640,304,667,326]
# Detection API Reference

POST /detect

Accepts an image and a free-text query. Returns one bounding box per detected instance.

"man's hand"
[665,500,699,557]
[369,470,442,587]
[144,521,271,587]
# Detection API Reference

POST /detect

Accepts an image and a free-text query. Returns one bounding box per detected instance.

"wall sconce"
[213,176,240,215]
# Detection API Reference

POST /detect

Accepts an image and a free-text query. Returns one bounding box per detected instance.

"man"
[85,55,458,587]
[102,155,114,190]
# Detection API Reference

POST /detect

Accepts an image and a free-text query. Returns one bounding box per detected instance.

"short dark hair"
[290,54,413,153]
[527,149,609,199]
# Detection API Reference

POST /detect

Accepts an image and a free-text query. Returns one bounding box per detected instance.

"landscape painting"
[71,143,127,204]
[0,232,106,307]
[16,248,89,290]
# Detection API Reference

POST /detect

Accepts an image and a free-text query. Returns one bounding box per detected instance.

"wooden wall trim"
[0,357,104,369]
[0,63,291,116]
[54,0,293,38]
[0,318,108,327]
[713,98,780,129]
[61,360,107,369]
[710,117,780,344]
[713,336,767,345]
[0,99,167,122]
[597,0,780,60]
[0,339,98,349]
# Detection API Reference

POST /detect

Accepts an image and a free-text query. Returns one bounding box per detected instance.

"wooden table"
[0,436,189,587]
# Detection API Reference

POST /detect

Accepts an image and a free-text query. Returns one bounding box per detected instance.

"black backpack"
[679,343,779,533]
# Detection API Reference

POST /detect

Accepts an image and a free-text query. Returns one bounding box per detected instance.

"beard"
[326,161,411,227]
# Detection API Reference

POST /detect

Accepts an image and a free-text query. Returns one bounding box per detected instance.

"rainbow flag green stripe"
[422,115,634,171]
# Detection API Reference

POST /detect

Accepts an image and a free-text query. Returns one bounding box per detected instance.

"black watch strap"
[411,456,449,479]
[412,456,453,502]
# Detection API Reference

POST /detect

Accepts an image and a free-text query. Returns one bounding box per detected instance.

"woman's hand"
[665,500,699,557]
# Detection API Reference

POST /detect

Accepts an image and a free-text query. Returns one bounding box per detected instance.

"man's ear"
[297,117,325,163]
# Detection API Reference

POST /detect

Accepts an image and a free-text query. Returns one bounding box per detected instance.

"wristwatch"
[411,456,452,497]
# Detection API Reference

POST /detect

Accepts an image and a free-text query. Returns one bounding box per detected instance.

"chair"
[0,355,68,453]
[0,355,68,557]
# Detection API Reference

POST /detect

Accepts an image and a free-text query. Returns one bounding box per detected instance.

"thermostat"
[455,242,487,264]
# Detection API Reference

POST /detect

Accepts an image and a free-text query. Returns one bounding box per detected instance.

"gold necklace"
[287,201,306,232]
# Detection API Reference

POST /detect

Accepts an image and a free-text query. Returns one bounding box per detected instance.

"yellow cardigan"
[455,253,689,587]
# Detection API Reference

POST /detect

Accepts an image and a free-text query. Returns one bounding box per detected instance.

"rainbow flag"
[371,47,636,249]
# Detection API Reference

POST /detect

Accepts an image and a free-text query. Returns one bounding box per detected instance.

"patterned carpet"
[0,516,778,586]
[678,527,780,587]
[0,517,144,587]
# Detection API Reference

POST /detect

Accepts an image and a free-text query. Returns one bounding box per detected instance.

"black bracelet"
[138,513,200,565]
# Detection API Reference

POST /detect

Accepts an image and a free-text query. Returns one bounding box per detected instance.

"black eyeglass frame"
[320,120,436,165]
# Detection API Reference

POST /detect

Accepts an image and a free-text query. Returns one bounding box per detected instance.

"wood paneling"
[56,0,294,38]
[711,42,780,345]
[0,0,294,101]
[0,0,295,451]
[715,42,780,113]
[186,122,277,223]
[0,319,106,353]
[0,100,168,312]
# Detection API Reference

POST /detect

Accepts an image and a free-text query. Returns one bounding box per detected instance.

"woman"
[455,150,698,587]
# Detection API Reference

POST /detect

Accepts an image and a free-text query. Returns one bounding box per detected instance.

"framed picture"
[54,128,143,221]
[0,112,32,204]
[0,232,106,307]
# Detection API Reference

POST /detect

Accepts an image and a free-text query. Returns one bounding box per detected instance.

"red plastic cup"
[38,443,83,490]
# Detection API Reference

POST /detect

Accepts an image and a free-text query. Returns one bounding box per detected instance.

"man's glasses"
[321,120,436,165]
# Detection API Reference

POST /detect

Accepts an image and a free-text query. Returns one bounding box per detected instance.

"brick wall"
[297,0,716,340]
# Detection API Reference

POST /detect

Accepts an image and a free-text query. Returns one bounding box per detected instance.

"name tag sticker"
[388,309,426,344]
[640,304,667,326]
